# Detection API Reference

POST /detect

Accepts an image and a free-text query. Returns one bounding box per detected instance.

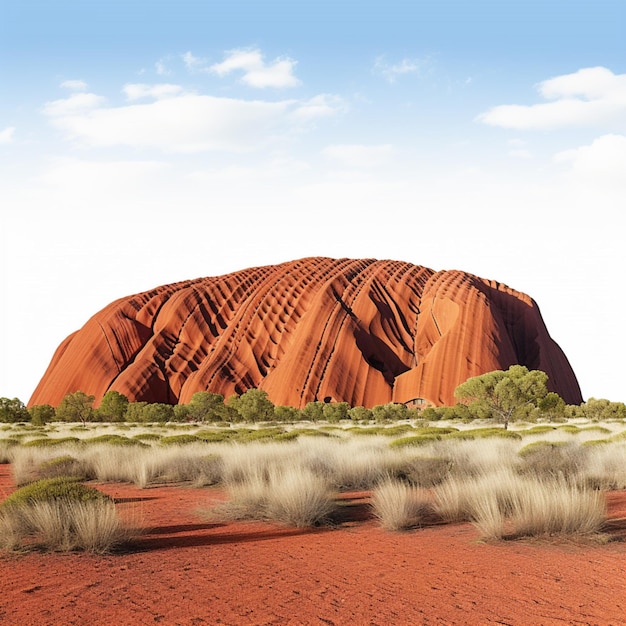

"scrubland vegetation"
[0,414,624,551]
[1,366,625,552]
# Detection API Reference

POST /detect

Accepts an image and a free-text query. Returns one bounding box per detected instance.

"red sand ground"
[0,463,624,626]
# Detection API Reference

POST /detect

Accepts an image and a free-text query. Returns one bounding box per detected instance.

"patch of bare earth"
[0,464,624,625]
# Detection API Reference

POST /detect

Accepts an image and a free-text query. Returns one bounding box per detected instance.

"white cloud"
[373,56,427,83]
[554,134,626,186]
[155,59,171,76]
[209,48,301,88]
[322,143,393,168]
[60,79,88,92]
[290,94,346,121]
[43,90,343,153]
[182,50,205,71]
[0,126,15,144]
[477,67,626,130]
[123,83,184,101]
[43,92,106,117]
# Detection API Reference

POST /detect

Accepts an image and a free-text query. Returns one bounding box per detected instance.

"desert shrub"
[433,471,606,540]
[398,456,453,488]
[195,430,236,443]
[517,442,587,482]
[510,478,605,538]
[446,428,522,441]
[34,455,93,481]
[263,468,336,526]
[2,477,109,509]
[581,443,626,490]
[433,470,521,526]
[371,479,433,531]
[274,428,334,441]
[160,434,202,445]
[234,427,286,442]
[0,478,135,553]
[300,438,396,490]
[83,435,147,447]
[389,434,443,448]
[132,433,162,442]
[212,467,336,527]
[0,438,19,461]
[22,437,81,448]
[520,425,557,435]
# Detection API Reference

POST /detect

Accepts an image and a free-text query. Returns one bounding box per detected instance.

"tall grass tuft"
[0,477,139,553]
[371,479,432,531]
[433,471,606,540]
[211,466,336,527]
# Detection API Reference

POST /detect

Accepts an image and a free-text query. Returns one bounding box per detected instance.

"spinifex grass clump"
[433,471,606,540]
[0,477,136,553]
[371,479,433,531]
[211,466,336,527]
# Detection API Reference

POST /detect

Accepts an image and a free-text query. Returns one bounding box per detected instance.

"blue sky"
[1,0,624,404]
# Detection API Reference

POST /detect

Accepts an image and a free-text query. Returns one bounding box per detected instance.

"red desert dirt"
[0,465,624,626]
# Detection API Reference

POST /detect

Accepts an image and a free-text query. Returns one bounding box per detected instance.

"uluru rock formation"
[29,257,582,409]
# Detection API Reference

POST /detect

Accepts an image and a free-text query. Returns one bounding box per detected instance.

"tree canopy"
[454,365,550,429]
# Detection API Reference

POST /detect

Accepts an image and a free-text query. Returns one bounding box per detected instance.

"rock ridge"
[29,257,583,408]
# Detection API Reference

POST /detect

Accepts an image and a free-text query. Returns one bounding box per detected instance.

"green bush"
[2,477,110,509]
[195,430,237,443]
[160,434,202,445]
[34,455,93,482]
[132,433,162,442]
[83,434,146,446]
[397,457,453,488]
[389,434,443,448]
[446,428,522,440]
[22,437,81,447]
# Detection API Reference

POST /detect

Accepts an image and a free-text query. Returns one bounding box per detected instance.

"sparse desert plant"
[0,478,137,553]
[263,468,336,527]
[299,437,398,490]
[398,456,453,488]
[159,434,202,445]
[433,471,606,540]
[509,478,605,537]
[389,434,444,448]
[517,441,587,483]
[0,439,18,463]
[211,466,336,527]
[34,455,93,482]
[371,479,432,531]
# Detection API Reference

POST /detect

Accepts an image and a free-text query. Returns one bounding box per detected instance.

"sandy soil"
[0,463,624,626]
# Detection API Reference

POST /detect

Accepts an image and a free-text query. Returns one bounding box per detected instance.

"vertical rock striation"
[28,257,582,408]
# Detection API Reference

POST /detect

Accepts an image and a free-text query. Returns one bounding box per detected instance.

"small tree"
[454,365,549,429]
[579,398,626,421]
[56,391,96,425]
[186,392,227,422]
[97,391,129,422]
[274,405,302,422]
[0,398,30,423]
[371,402,409,423]
[322,402,350,423]
[348,406,373,422]
[234,389,275,422]
[141,403,175,423]
[301,401,325,422]
[28,404,56,426]
[537,392,566,422]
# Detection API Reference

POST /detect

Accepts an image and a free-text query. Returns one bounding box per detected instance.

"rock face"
[29,257,583,408]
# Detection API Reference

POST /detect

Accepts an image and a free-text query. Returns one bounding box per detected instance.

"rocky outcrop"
[28,257,583,408]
